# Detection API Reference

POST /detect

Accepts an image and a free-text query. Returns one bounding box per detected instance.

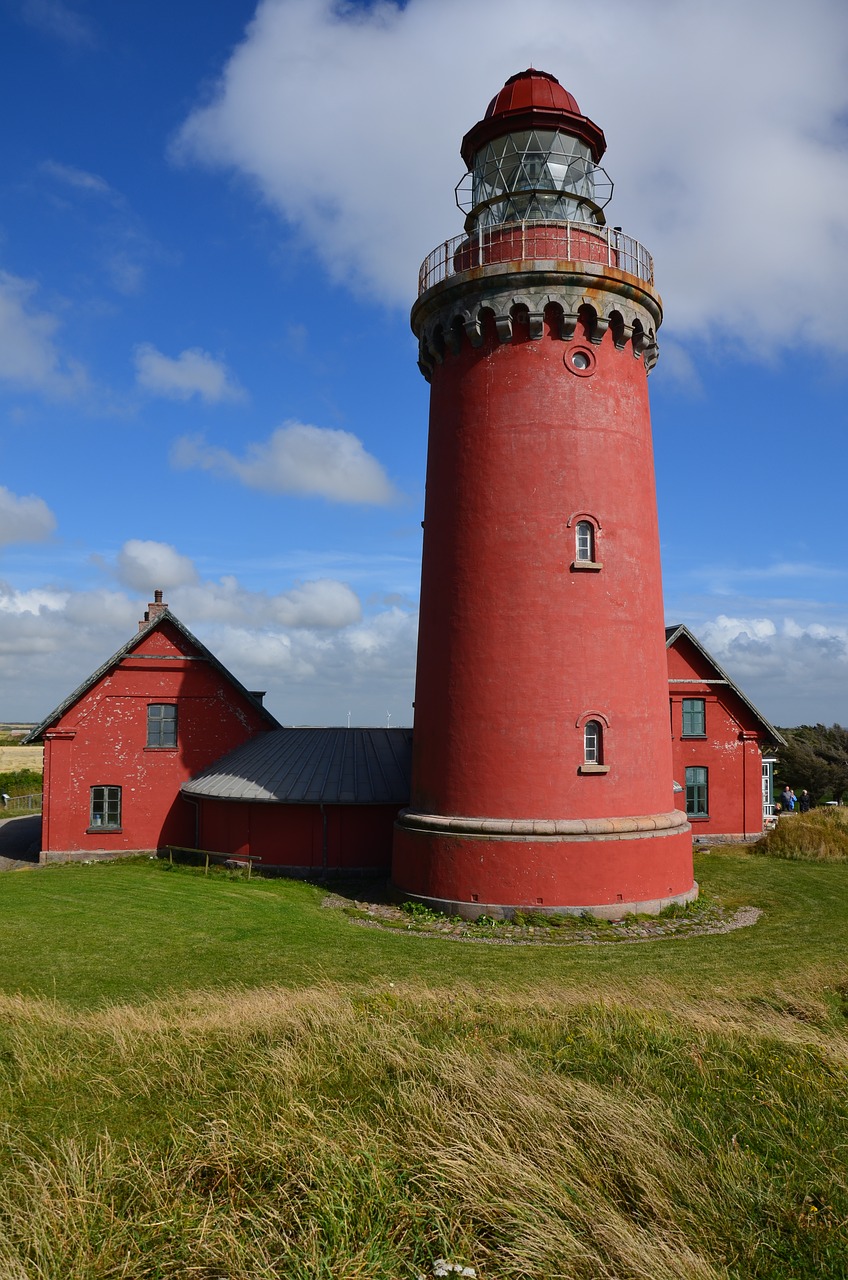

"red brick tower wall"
[392,71,695,918]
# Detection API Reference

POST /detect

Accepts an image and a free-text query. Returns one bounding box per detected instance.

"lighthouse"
[392,68,696,918]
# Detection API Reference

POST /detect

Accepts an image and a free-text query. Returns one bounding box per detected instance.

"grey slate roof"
[182,726,413,805]
[665,623,786,748]
[24,608,279,743]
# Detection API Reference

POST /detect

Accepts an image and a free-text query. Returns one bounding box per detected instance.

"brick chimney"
[139,589,168,631]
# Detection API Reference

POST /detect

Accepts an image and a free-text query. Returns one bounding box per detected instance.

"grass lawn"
[0,851,845,1278]
[0,851,846,1007]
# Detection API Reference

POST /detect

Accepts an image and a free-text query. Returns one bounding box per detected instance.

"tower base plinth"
[391,810,696,920]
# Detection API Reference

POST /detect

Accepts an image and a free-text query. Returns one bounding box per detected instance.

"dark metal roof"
[182,726,413,805]
[24,609,279,743]
[665,623,786,747]
[462,68,606,167]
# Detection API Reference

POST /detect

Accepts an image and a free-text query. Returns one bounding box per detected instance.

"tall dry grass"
[0,983,844,1278]
[757,805,848,861]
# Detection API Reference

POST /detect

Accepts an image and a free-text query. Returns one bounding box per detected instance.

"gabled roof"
[182,726,412,805]
[665,623,786,748]
[24,609,280,743]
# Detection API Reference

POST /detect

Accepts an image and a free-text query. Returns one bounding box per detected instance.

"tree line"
[775,724,848,803]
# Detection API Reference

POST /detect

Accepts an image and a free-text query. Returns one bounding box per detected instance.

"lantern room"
[455,68,613,230]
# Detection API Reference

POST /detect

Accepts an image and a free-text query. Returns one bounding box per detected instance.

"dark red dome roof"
[461,69,606,167]
[484,68,583,120]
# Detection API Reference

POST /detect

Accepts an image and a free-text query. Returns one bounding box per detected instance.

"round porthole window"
[564,346,596,377]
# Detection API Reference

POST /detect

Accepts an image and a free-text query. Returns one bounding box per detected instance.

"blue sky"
[1,0,846,729]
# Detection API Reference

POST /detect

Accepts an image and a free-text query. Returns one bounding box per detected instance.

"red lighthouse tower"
[392,69,696,918]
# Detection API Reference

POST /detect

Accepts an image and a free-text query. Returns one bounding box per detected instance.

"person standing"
[799,790,812,813]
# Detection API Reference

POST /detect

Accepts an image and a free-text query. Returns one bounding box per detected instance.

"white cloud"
[173,575,362,630]
[20,0,95,48]
[112,541,361,628]
[0,486,56,547]
[174,0,848,354]
[0,571,414,727]
[686,613,848,727]
[133,344,246,403]
[115,540,200,592]
[172,422,400,505]
[40,160,116,200]
[206,604,418,723]
[0,270,88,397]
[0,583,68,618]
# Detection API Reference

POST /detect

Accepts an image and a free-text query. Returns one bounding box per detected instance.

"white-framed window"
[147,703,177,748]
[90,786,121,830]
[685,767,708,817]
[575,520,595,563]
[584,719,603,764]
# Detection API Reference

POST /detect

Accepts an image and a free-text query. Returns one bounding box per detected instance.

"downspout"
[320,803,328,880]
[742,733,748,838]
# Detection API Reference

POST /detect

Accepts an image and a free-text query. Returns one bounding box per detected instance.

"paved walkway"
[0,815,42,869]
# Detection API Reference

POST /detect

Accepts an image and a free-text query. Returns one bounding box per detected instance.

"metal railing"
[2,793,41,813]
[418,220,653,295]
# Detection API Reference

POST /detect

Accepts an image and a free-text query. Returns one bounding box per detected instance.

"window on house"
[90,786,121,830]
[685,767,708,817]
[575,521,595,563]
[681,698,706,737]
[584,719,603,764]
[147,703,177,748]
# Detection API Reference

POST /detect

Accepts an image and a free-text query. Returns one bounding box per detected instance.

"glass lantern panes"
[465,130,612,227]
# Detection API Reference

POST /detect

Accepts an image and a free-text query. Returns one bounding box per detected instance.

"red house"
[666,624,784,843]
[27,599,782,870]
[26,594,278,861]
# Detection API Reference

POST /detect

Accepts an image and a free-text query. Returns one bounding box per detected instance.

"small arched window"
[584,720,602,764]
[575,521,595,563]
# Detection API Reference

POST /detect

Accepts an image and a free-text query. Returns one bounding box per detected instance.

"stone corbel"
[560,310,581,341]
[526,310,545,340]
[589,315,609,346]
[495,313,513,343]
[461,309,484,348]
[642,340,659,372]
[631,327,648,358]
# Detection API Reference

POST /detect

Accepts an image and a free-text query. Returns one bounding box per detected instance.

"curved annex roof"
[183,726,412,805]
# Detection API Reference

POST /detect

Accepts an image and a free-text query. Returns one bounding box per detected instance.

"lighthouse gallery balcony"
[418,218,654,297]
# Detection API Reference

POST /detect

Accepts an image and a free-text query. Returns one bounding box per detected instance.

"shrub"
[0,769,42,798]
[756,807,848,862]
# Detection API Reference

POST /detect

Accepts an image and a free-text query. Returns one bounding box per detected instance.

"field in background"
[0,851,844,1277]
[0,745,42,773]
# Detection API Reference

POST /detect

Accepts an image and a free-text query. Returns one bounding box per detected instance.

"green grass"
[0,852,846,1277]
[0,853,846,1008]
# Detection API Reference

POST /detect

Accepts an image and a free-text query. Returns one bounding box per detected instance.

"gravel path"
[324,893,762,946]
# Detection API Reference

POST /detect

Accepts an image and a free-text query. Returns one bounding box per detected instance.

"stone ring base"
[392,808,696,920]
[390,883,700,923]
